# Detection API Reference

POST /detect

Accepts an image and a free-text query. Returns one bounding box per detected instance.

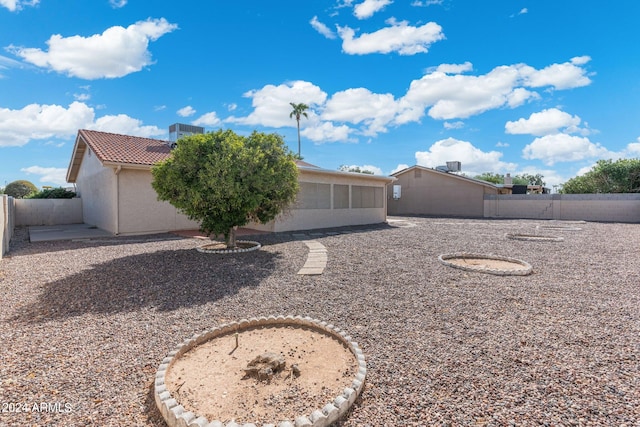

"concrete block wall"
[484,194,640,223]
[14,198,83,226]
[1,195,15,259]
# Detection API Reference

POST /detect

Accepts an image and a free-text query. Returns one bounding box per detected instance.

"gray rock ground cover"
[0,217,638,426]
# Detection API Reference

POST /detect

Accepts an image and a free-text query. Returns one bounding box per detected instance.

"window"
[351,185,383,208]
[296,182,331,209]
[333,184,349,209]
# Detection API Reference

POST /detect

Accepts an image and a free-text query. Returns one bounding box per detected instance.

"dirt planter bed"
[438,252,533,276]
[154,315,366,427]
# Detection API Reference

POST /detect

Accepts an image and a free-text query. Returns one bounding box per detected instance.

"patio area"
[0,217,638,426]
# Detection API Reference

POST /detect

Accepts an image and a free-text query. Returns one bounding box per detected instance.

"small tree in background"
[152,129,299,248]
[4,180,38,198]
[561,158,640,193]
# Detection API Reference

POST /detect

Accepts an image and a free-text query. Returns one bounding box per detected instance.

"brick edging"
[154,315,366,427]
[196,240,262,254]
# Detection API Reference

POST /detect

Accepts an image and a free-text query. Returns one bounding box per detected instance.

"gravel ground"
[0,217,639,426]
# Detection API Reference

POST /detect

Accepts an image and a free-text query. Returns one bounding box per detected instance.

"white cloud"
[89,114,164,138]
[226,103,237,111]
[0,0,38,12]
[109,0,126,8]
[228,80,327,127]
[0,101,95,147]
[400,65,533,120]
[496,141,509,147]
[338,19,444,55]
[353,0,392,19]
[73,93,91,102]
[310,16,336,39]
[519,8,528,15]
[177,106,196,117]
[20,166,68,186]
[390,163,410,174]
[301,121,355,143]
[443,121,464,130]
[229,57,592,143]
[505,108,583,136]
[322,88,398,136]
[415,137,517,175]
[518,57,592,90]
[522,134,612,165]
[0,54,24,78]
[192,112,221,127]
[434,62,472,74]
[626,137,640,155]
[398,59,588,121]
[11,18,177,79]
[411,0,443,6]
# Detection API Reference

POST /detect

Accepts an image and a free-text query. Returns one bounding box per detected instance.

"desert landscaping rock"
[1,218,639,426]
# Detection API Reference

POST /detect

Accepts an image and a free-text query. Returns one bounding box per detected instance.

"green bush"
[27,187,77,199]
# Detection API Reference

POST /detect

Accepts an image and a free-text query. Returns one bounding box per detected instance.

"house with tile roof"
[66,129,394,235]
[387,165,499,218]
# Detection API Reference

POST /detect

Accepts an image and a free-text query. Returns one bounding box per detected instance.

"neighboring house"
[387,165,499,218]
[66,129,394,235]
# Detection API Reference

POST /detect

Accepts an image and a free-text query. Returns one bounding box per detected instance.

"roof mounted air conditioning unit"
[446,161,461,172]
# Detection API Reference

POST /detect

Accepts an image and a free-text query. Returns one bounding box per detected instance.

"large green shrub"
[27,187,77,199]
[152,129,299,248]
[561,158,640,193]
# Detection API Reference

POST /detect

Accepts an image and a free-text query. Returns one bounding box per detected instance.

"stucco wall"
[117,168,199,235]
[484,194,640,223]
[1,195,14,259]
[14,198,83,226]
[76,148,117,232]
[388,168,497,217]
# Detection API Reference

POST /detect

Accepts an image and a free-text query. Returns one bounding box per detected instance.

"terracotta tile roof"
[78,129,171,166]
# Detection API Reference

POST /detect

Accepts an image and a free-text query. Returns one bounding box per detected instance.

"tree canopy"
[473,172,545,186]
[560,158,640,194]
[338,165,374,175]
[151,129,299,247]
[4,180,38,198]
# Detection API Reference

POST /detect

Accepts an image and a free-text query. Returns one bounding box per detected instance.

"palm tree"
[289,102,309,157]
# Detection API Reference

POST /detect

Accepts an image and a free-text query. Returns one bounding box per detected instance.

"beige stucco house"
[66,129,394,235]
[387,165,499,218]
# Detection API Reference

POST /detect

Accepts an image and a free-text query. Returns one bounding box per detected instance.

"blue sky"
[1,0,639,190]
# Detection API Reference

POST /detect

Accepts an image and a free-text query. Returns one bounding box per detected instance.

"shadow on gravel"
[11,247,282,323]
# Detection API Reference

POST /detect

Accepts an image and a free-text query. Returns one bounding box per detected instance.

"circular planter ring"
[196,240,261,254]
[154,315,366,427]
[505,233,564,242]
[438,252,533,276]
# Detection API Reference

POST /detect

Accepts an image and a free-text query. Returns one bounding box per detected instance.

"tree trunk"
[226,226,238,249]
[297,119,301,157]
